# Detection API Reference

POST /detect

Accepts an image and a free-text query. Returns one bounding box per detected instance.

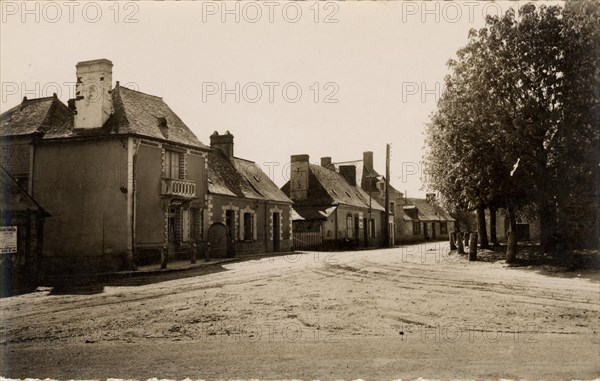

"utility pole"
[384,144,391,247]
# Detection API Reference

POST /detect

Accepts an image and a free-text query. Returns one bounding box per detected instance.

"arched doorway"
[207,222,230,258]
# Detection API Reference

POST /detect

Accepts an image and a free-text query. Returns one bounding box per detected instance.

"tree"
[425,2,600,258]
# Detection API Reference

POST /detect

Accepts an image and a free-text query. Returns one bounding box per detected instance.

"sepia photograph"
[0,1,599,380]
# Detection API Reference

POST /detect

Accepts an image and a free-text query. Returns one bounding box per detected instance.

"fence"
[293,231,323,251]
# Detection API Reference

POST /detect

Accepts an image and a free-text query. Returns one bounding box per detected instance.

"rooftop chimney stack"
[74,59,113,129]
[339,165,357,186]
[290,154,310,201]
[363,151,374,173]
[426,193,436,203]
[320,156,333,170]
[210,131,234,158]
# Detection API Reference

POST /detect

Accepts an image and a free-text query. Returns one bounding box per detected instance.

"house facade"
[206,131,293,257]
[282,154,386,250]
[398,195,456,242]
[0,165,49,295]
[2,59,210,274]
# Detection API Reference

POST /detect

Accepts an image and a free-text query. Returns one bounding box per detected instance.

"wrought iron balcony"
[161,178,196,199]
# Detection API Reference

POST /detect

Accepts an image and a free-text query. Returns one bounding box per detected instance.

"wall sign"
[0,226,18,254]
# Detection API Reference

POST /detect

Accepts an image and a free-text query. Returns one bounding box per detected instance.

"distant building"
[399,195,455,242]
[334,151,404,245]
[206,131,293,257]
[282,154,385,250]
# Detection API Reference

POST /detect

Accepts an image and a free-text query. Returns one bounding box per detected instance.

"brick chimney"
[363,151,374,174]
[426,193,436,203]
[320,156,333,170]
[74,59,113,129]
[339,165,356,186]
[210,131,234,158]
[290,154,309,201]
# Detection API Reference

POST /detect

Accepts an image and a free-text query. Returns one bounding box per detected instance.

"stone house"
[398,195,456,242]
[0,94,72,193]
[334,151,404,246]
[2,59,209,274]
[206,131,293,257]
[282,154,386,250]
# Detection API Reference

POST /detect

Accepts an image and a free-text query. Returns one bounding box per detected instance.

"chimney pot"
[210,130,234,158]
[363,151,374,173]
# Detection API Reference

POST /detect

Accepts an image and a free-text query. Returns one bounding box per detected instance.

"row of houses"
[0,59,455,288]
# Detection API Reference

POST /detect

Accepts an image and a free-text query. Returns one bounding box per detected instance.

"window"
[440,222,448,234]
[190,208,203,241]
[243,213,254,241]
[165,150,180,179]
[413,222,421,235]
[346,215,353,238]
[390,202,395,213]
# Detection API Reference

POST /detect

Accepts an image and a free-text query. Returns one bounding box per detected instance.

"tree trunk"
[506,206,518,262]
[464,231,470,248]
[450,232,457,250]
[539,200,557,254]
[489,206,498,246]
[468,232,478,261]
[477,204,490,249]
[457,232,465,254]
[506,231,517,263]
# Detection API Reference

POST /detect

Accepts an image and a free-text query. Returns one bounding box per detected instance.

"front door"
[273,212,281,252]
[225,210,235,257]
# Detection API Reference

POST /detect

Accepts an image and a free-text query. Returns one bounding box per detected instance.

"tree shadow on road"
[478,244,600,283]
[47,264,230,296]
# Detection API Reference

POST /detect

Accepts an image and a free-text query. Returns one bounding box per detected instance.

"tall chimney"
[339,165,357,186]
[210,131,234,158]
[363,151,374,173]
[426,193,436,203]
[290,154,309,201]
[74,59,113,129]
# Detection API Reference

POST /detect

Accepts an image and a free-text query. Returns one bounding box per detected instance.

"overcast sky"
[0,1,560,197]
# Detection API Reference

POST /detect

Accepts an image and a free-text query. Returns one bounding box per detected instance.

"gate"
[293,231,322,250]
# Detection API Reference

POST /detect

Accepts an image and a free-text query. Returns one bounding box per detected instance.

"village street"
[1,242,599,380]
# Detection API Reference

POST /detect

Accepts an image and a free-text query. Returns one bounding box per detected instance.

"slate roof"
[0,96,73,137]
[333,159,403,198]
[43,85,207,149]
[0,165,49,215]
[208,150,292,204]
[292,205,336,221]
[233,157,291,203]
[281,163,384,212]
[406,198,455,222]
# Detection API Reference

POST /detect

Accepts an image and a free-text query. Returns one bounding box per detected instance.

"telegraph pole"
[384,144,391,247]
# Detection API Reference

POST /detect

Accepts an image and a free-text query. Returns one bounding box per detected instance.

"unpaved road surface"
[1,243,599,380]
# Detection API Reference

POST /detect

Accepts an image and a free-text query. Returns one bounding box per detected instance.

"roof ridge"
[117,84,163,99]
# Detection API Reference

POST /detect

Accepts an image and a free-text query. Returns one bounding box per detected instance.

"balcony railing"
[161,178,196,199]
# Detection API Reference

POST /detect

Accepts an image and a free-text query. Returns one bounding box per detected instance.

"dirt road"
[1,242,599,380]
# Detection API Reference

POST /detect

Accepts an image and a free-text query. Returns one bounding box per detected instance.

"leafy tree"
[425,1,600,257]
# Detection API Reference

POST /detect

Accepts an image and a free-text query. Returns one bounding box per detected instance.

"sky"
[0,1,560,197]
